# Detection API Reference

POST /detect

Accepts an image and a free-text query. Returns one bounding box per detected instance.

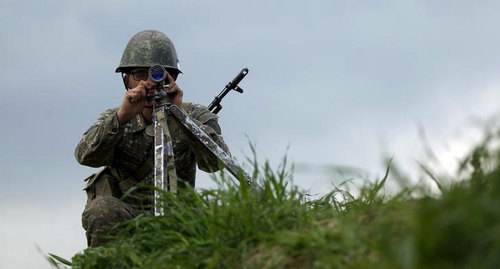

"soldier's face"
[125,68,178,89]
[125,68,150,89]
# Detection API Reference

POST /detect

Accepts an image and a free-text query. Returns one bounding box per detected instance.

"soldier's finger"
[166,72,175,84]
[127,95,135,103]
[128,92,137,103]
[138,81,151,91]
[130,91,145,103]
[133,85,148,97]
[166,84,180,94]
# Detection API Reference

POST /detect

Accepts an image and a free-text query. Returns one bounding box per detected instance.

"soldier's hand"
[117,80,153,126]
[165,73,183,108]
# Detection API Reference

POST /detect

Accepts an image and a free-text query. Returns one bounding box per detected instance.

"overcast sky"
[2,0,500,268]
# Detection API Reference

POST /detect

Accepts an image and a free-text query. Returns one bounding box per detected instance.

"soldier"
[76,30,229,247]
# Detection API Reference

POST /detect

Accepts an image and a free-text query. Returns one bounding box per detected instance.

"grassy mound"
[54,134,500,269]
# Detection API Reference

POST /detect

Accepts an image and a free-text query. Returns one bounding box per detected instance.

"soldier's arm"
[75,108,124,167]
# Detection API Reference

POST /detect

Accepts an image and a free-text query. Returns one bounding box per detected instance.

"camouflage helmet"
[115,30,182,74]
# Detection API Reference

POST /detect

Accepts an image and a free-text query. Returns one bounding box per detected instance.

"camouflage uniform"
[76,102,229,247]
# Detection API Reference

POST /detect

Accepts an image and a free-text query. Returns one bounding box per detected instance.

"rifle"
[208,68,249,114]
[148,65,251,216]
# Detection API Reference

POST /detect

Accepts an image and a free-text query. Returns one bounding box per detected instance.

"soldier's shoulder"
[181,102,207,112]
[99,107,120,117]
[83,107,119,133]
[182,102,218,123]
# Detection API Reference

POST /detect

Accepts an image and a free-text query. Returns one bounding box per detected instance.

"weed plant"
[52,131,500,269]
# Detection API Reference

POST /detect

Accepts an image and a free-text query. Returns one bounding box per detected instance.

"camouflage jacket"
[75,102,229,205]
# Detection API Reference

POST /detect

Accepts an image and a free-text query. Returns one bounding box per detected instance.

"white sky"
[1,0,500,268]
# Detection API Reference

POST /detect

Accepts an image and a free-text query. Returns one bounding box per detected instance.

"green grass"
[52,131,500,269]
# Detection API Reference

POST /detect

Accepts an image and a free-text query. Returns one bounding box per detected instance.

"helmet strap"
[121,73,129,91]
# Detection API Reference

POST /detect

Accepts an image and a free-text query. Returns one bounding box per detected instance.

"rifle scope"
[149,65,167,83]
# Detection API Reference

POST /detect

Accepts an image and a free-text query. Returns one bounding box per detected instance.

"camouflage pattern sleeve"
[75,108,124,168]
[184,103,231,172]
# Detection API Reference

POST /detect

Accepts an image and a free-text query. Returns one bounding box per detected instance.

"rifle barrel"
[208,68,249,114]
[231,68,249,86]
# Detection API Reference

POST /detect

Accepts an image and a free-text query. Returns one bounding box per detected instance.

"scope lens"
[149,65,166,82]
